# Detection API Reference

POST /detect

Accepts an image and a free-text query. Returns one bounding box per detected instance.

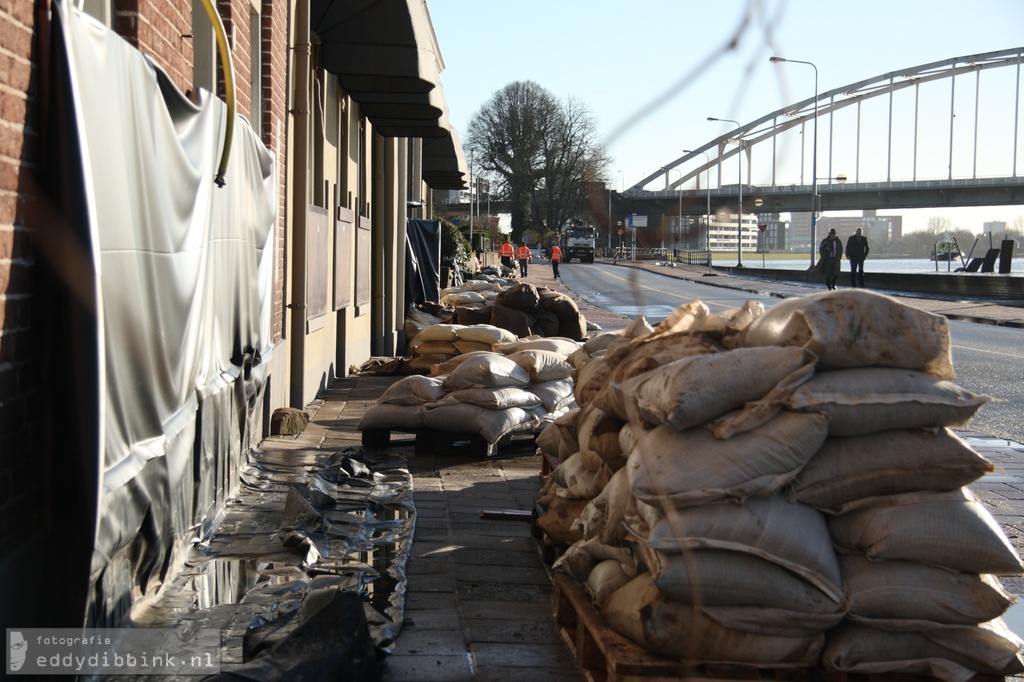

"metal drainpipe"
[371,134,386,356]
[288,0,310,408]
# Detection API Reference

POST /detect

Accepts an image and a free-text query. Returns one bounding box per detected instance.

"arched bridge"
[627,47,1024,218]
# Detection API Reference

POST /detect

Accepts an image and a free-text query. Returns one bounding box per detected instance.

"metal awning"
[422,126,467,189]
[310,0,466,186]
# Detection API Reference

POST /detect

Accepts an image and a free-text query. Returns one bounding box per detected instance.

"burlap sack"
[735,289,954,379]
[788,428,995,511]
[603,574,824,665]
[627,411,829,508]
[827,488,1024,575]
[840,553,1014,626]
[787,368,989,437]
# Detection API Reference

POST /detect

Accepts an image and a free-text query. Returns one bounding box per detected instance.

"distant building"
[791,211,902,248]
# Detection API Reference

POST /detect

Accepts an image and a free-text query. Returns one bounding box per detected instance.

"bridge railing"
[606,247,712,265]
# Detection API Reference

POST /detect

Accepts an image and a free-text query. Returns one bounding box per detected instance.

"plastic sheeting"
[406,218,441,304]
[49,2,277,624]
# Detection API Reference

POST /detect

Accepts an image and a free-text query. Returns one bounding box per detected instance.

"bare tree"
[466,81,606,244]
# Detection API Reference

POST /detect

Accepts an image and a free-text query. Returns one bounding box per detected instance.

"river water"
[724,256,1023,275]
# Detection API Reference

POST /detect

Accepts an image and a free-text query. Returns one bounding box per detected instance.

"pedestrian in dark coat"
[846,228,870,287]
[819,228,843,290]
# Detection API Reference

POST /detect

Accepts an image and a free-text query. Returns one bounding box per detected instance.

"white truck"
[560,223,596,263]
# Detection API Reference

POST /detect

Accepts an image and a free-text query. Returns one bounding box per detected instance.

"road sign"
[627,215,648,228]
[758,224,767,233]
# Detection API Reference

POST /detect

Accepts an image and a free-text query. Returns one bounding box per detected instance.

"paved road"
[552,259,1024,444]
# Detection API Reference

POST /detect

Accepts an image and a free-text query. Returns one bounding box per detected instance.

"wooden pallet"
[551,572,1005,682]
[361,427,537,458]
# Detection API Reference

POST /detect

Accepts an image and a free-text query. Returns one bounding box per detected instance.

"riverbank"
[613,259,1024,328]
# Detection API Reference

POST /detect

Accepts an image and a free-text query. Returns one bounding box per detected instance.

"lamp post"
[662,166,682,260]
[683,149,712,268]
[707,117,743,267]
[769,56,818,269]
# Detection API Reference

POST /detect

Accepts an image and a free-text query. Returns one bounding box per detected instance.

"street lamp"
[769,56,818,269]
[683,149,712,268]
[707,117,744,267]
[662,166,682,259]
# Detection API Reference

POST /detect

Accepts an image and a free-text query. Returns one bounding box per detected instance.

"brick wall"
[0,1,40,552]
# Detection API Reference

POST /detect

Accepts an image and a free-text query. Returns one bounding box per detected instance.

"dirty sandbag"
[839,553,1013,626]
[603,574,824,665]
[821,620,1024,680]
[505,349,573,383]
[787,428,995,512]
[221,589,377,682]
[734,289,954,379]
[787,368,990,437]
[628,346,817,432]
[627,411,829,509]
[441,352,530,390]
[827,488,1024,575]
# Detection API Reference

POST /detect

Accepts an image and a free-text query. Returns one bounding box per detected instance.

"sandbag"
[586,559,631,606]
[532,308,560,337]
[453,340,494,355]
[651,548,844,614]
[494,282,540,311]
[405,353,452,374]
[441,352,531,391]
[627,346,817,431]
[440,386,543,410]
[603,574,824,665]
[735,289,955,379]
[527,378,575,412]
[788,428,995,511]
[506,349,573,383]
[535,497,588,545]
[422,403,535,442]
[639,494,844,603]
[627,411,829,508]
[495,337,582,358]
[378,375,446,406]
[413,322,462,342]
[411,339,459,356]
[573,356,611,409]
[840,553,1014,626]
[822,621,1024,680]
[440,291,486,307]
[827,488,1024,575]
[455,323,518,345]
[452,305,493,326]
[431,351,493,376]
[357,404,424,431]
[576,406,626,472]
[787,368,989,437]
[548,452,612,499]
[574,467,634,545]
[489,304,534,339]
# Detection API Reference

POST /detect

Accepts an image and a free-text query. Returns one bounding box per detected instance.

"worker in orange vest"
[498,237,515,270]
[516,242,532,277]
[549,243,562,279]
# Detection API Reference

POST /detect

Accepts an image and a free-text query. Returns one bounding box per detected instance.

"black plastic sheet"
[406,219,441,304]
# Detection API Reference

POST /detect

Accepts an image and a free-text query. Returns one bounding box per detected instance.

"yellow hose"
[198,0,235,187]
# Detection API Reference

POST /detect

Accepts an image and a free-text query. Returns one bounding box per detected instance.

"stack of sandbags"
[544,290,1020,677]
[446,282,586,341]
[405,323,519,374]
[732,289,1023,679]
[536,301,768,575]
[358,350,577,446]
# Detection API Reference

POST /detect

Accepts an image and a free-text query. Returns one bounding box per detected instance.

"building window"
[82,0,112,26]
[248,2,262,132]
[191,1,216,98]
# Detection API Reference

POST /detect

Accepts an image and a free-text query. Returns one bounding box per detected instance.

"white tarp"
[54,1,276,622]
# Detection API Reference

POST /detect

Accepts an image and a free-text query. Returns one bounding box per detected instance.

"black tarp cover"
[51,2,277,624]
[405,218,441,304]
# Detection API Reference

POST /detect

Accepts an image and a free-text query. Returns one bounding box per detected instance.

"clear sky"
[427,0,1024,232]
